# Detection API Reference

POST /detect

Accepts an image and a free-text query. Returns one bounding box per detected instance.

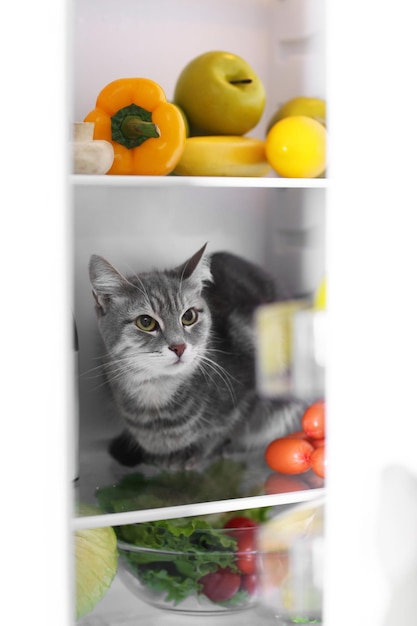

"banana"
[173,135,271,177]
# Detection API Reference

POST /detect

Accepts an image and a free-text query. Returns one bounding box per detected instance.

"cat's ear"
[89,255,130,314]
[178,243,213,287]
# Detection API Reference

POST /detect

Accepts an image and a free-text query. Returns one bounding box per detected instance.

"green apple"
[170,102,190,137]
[174,51,266,135]
[266,97,326,135]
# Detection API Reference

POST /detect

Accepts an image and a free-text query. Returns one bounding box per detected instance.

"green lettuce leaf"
[140,568,202,604]
[117,517,242,605]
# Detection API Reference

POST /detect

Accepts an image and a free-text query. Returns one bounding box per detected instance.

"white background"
[1,1,416,625]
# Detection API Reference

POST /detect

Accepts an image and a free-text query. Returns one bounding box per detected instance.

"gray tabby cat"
[89,244,305,469]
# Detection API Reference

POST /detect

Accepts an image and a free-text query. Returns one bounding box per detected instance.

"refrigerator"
[4,1,417,625]
[70,2,327,623]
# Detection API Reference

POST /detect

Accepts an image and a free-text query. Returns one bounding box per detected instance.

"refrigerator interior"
[71,0,327,622]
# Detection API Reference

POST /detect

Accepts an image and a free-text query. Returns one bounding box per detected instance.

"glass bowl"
[115,516,260,614]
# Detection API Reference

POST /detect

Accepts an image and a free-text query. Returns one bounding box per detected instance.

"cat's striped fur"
[89,244,305,469]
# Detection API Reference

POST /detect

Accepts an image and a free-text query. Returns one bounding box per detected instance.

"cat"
[88,243,306,469]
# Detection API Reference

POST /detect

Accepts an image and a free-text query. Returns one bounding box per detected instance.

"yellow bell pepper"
[84,78,186,175]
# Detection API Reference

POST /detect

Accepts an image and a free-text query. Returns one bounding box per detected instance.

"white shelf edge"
[72,487,325,530]
[70,174,328,189]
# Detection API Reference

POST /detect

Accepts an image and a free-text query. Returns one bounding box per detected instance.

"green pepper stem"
[111,103,160,150]
[121,116,160,140]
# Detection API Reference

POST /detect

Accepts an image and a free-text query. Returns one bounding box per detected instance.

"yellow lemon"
[265,115,327,178]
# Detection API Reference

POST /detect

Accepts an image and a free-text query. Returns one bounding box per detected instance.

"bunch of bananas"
[173,135,271,177]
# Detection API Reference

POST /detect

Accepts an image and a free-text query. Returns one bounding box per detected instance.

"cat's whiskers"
[205,346,239,357]
[201,350,242,385]
[82,350,151,378]
[79,358,132,392]
[82,351,149,388]
[196,354,238,406]
[104,362,140,383]
[80,361,108,379]
[88,375,119,392]
[79,352,112,378]
[195,358,217,390]
[197,361,212,387]
[93,363,138,388]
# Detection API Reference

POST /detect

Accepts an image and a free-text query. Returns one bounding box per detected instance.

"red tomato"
[224,516,256,531]
[311,437,325,449]
[199,567,241,602]
[301,400,325,439]
[241,573,258,595]
[264,473,308,494]
[265,437,314,474]
[311,445,326,478]
[235,530,257,574]
[224,517,257,575]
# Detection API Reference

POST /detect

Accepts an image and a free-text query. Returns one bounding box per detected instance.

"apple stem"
[229,79,253,85]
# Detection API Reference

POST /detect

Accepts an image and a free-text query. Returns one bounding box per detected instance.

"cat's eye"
[181,308,198,326]
[135,315,158,332]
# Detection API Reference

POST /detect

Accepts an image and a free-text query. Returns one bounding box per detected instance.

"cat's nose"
[169,343,186,358]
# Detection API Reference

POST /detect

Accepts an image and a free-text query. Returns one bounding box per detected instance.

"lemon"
[266,96,326,134]
[265,115,327,178]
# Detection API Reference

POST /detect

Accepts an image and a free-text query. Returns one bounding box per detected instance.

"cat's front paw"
[108,431,145,467]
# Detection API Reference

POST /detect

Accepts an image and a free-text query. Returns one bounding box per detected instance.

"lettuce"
[114,517,241,605]
[95,459,270,607]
